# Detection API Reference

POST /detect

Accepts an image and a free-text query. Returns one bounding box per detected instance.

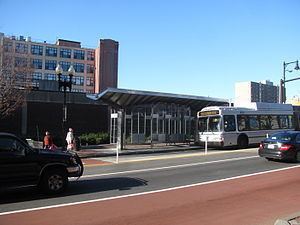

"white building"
[235,80,279,105]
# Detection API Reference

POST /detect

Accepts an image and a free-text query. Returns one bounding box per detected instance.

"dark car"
[0,132,83,194]
[258,131,300,162]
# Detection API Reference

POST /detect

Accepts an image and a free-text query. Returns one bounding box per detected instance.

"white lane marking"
[1,161,300,216]
[0,165,300,216]
[81,156,259,179]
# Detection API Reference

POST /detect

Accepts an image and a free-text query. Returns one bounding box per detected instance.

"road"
[1,148,300,225]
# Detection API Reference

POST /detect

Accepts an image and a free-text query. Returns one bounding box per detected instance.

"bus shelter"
[87,88,228,150]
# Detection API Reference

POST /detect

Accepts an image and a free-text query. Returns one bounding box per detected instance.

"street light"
[279,60,300,103]
[55,64,75,139]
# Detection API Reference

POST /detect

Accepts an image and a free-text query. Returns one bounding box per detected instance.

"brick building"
[0,32,118,93]
[0,32,118,139]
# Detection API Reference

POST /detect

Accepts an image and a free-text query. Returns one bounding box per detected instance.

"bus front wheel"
[237,135,248,149]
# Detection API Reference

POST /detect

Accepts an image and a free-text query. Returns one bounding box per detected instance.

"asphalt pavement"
[77,143,300,225]
[2,147,300,225]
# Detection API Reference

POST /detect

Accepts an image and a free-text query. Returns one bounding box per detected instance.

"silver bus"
[197,102,294,148]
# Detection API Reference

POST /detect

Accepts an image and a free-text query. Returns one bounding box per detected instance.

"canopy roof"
[87,88,228,111]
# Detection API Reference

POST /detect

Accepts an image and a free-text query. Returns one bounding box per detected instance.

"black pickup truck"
[0,132,83,194]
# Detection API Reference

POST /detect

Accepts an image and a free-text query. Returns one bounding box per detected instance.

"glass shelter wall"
[110,103,193,144]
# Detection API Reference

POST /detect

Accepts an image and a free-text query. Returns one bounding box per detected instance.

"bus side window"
[270,115,279,129]
[224,115,236,132]
[288,115,294,129]
[237,115,247,131]
[249,115,259,130]
[259,115,271,130]
[279,115,288,129]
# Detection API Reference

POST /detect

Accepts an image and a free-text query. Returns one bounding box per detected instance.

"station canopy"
[87,88,228,111]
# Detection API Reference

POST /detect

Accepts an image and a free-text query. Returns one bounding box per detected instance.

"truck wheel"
[237,135,248,149]
[41,169,68,194]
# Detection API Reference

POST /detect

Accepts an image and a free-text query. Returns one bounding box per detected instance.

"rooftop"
[87,87,228,110]
[55,39,81,48]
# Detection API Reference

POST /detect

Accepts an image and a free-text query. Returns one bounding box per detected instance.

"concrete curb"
[77,146,203,158]
[76,146,258,159]
[274,213,300,225]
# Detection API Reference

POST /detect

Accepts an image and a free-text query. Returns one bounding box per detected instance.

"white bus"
[197,102,294,148]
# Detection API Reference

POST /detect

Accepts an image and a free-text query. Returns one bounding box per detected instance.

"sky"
[0,0,300,101]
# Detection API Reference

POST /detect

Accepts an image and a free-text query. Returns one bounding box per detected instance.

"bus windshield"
[198,116,221,132]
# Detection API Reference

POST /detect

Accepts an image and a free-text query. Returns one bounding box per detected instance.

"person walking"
[66,128,75,150]
[43,131,53,149]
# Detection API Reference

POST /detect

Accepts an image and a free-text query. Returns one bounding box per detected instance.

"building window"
[60,48,71,58]
[32,72,42,87]
[15,57,28,67]
[31,59,43,69]
[73,49,85,60]
[44,73,56,81]
[87,51,95,61]
[73,76,84,86]
[31,45,43,55]
[73,62,84,73]
[3,41,13,52]
[86,77,94,86]
[59,61,71,71]
[86,64,94,73]
[32,72,42,80]
[15,43,28,54]
[45,47,57,57]
[59,75,73,82]
[45,60,57,70]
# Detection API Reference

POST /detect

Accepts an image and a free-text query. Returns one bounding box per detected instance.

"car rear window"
[269,133,295,142]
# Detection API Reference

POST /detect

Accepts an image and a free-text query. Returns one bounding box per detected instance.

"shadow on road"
[0,177,148,205]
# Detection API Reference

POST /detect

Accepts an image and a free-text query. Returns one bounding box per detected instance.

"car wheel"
[295,151,300,163]
[41,169,68,194]
[266,157,273,161]
[237,135,248,149]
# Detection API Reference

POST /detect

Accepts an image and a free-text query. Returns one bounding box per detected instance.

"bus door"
[223,115,238,146]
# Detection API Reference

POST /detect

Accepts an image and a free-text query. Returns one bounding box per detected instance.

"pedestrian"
[43,131,53,149]
[66,128,76,150]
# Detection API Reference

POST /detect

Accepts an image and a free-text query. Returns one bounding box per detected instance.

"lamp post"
[55,64,75,139]
[279,60,300,103]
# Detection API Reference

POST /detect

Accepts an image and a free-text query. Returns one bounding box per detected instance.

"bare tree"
[0,44,33,119]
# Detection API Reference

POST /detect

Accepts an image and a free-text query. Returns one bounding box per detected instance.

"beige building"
[0,32,118,93]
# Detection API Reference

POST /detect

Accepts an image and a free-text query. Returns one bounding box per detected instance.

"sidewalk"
[76,143,203,158]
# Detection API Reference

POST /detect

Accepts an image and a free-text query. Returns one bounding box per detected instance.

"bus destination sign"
[199,110,219,117]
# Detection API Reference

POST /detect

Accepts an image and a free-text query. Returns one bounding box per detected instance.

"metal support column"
[150,105,153,147]
[116,110,124,151]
